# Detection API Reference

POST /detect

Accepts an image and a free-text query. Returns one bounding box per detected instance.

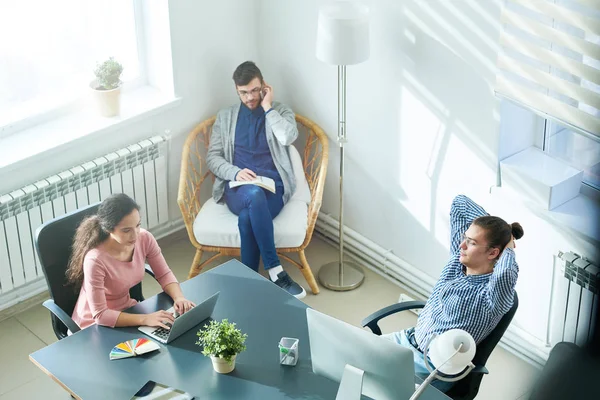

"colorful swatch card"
[110,338,160,360]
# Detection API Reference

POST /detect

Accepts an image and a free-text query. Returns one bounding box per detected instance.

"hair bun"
[511,222,524,240]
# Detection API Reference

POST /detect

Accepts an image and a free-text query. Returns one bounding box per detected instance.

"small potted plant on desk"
[90,57,123,117]
[196,319,248,374]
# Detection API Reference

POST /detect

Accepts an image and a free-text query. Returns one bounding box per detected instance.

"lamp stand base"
[318,261,365,291]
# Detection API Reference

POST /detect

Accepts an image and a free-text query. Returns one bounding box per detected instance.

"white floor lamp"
[315,1,370,291]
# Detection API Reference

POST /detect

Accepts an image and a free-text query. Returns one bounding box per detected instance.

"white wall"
[256,0,599,347]
[165,0,260,216]
[258,0,500,281]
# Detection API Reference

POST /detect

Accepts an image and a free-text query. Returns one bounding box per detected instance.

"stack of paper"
[109,338,160,360]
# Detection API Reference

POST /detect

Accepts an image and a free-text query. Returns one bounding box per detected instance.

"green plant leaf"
[196,319,247,363]
[93,57,123,90]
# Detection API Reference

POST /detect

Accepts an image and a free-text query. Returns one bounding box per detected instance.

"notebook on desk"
[131,380,195,399]
[138,292,219,344]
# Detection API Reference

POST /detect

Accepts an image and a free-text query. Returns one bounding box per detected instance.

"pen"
[279,345,295,364]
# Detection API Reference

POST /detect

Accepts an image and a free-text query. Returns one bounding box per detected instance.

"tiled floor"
[0,231,540,399]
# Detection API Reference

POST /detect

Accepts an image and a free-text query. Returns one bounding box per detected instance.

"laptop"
[138,292,220,344]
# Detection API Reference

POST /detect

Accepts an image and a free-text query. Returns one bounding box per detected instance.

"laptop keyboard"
[152,326,171,340]
[151,309,180,340]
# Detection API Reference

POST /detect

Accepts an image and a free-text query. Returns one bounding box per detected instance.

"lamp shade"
[428,329,476,375]
[316,1,370,65]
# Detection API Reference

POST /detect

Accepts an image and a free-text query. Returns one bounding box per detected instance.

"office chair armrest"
[144,264,156,279]
[471,365,489,375]
[43,299,81,335]
[361,300,426,336]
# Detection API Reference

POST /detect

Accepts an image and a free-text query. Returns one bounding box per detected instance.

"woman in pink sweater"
[67,193,195,330]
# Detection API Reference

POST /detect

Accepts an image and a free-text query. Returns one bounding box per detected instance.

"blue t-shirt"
[233,103,283,188]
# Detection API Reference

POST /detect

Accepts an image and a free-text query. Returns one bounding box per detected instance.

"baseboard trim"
[152,218,186,240]
[0,279,49,319]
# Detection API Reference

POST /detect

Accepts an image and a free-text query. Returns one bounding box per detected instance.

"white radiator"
[548,251,599,348]
[0,136,170,308]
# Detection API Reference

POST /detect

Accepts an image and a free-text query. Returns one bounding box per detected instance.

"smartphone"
[260,88,266,99]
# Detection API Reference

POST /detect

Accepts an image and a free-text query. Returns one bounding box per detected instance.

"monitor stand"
[336,364,365,400]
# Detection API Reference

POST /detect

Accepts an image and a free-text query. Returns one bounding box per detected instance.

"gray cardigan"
[206,101,298,204]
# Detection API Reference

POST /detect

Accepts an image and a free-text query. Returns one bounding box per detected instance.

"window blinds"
[496,0,600,139]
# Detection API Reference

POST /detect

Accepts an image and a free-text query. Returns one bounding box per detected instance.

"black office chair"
[34,203,155,340]
[528,341,600,399]
[361,292,519,400]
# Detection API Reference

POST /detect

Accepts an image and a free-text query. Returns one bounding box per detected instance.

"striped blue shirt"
[414,195,518,348]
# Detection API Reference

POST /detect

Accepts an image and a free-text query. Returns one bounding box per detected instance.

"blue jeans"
[225,184,284,271]
[382,329,456,393]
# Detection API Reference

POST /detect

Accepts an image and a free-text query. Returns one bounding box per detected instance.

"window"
[0,0,143,137]
[497,0,600,195]
[540,15,600,193]
[542,121,600,192]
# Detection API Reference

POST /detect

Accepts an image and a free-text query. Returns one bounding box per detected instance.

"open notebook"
[229,176,276,193]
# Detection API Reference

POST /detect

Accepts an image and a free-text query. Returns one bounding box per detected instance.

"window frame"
[0,0,148,140]
[539,116,600,198]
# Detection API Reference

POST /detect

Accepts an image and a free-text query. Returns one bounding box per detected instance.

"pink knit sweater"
[71,229,178,329]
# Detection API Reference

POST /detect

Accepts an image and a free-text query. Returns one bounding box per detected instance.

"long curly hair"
[66,194,140,290]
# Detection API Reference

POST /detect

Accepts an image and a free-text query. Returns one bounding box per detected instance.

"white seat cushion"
[193,198,308,248]
[288,146,311,204]
[193,145,310,248]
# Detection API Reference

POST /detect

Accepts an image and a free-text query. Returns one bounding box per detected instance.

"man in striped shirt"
[383,194,524,392]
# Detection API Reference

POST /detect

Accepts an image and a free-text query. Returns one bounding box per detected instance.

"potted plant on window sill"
[90,57,123,117]
[196,319,247,374]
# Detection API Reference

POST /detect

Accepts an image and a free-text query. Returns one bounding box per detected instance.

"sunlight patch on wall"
[433,132,497,248]
[437,133,496,194]
[398,85,446,232]
[401,70,449,118]
[405,2,496,76]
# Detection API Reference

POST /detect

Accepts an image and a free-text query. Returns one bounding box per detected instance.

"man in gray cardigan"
[206,61,306,299]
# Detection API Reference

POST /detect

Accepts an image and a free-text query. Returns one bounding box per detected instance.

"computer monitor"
[307,308,415,400]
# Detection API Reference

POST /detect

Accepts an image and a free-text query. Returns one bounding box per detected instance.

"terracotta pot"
[90,79,121,117]
[210,354,236,374]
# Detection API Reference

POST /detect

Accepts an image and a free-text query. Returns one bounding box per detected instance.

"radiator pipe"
[316,213,436,299]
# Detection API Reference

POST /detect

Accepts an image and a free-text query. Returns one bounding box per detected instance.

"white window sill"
[498,146,600,243]
[491,186,600,244]
[500,147,584,210]
[0,86,181,173]
[548,193,600,242]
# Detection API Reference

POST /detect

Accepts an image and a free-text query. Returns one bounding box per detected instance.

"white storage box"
[500,147,583,210]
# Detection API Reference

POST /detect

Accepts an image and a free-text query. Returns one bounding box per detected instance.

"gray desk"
[30,260,449,399]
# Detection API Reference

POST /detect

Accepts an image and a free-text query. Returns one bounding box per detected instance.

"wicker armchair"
[177,114,329,294]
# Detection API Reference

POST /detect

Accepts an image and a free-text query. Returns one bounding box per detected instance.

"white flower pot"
[90,79,121,117]
[210,354,236,374]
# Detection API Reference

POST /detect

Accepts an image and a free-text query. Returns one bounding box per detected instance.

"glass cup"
[279,337,299,366]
